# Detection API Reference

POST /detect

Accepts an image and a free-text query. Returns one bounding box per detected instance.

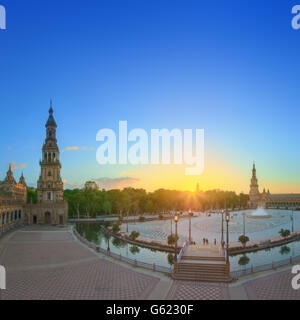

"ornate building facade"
[0,104,68,235]
[248,164,300,209]
[24,105,68,225]
[0,166,27,235]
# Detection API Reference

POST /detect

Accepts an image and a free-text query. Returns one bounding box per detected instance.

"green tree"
[238,235,250,248]
[129,231,140,241]
[279,229,290,238]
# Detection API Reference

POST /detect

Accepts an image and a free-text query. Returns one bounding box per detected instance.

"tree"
[112,223,120,233]
[279,229,290,238]
[129,231,140,241]
[27,188,37,204]
[238,235,250,248]
[167,234,179,245]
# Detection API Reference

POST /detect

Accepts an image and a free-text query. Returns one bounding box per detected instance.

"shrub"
[238,235,250,247]
[138,216,146,222]
[279,229,291,238]
[159,213,164,220]
[167,234,179,245]
[129,231,140,241]
[112,223,120,233]
[103,221,112,228]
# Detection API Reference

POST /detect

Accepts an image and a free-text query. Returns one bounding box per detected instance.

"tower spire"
[49,99,53,114]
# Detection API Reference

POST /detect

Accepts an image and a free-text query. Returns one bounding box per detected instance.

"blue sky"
[1,0,300,192]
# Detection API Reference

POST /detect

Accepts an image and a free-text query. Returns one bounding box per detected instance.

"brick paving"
[243,269,300,300]
[1,226,300,300]
[0,227,159,300]
[166,281,230,300]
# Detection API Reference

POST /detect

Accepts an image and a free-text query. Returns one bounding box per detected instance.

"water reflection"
[238,255,250,266]
[76,222,300,272]
[279,245,291,255]
[76,222,173,268]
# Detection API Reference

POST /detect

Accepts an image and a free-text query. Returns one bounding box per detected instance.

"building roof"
[46,103,57,128]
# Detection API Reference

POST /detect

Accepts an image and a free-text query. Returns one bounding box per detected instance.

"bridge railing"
[73,228,172,274]
[177,241,187,262]
[230,254,300,279]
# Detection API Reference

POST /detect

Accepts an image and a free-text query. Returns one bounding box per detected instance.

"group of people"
[202,238,218,246]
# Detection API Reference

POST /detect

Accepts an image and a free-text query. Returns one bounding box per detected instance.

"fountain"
[247,207,272,219]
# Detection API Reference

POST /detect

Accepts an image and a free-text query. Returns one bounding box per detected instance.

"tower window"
[48,171,52,176]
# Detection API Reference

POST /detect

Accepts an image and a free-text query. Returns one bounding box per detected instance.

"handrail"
[177,241,187,262]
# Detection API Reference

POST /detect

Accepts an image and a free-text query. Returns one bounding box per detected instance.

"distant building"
[248,163,300,209]
[84,181,99,191]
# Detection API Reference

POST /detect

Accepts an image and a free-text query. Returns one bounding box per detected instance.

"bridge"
[173,244,231,282]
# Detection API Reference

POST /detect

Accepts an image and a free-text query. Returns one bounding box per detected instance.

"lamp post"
[291,207,294,233]
[170,212,173,236]
[226,211,230,264]
[174,214,178,262]
[243,213,246,237]
[188,209,192,244]
[221,209,224,246]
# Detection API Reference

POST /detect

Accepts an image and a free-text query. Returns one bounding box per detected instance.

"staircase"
[172,245,231,282]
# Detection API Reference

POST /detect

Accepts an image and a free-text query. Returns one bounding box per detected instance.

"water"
[76,222,174,268]
[121,209,300,244]
[76,221,300,272]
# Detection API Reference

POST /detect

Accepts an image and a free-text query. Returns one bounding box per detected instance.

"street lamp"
[174,214,179,262]
[291,207,294,233]
[188,209,192,244]
[226,211,230,264]
[170,211,173,236]
[243,212,246,236]
[221,209,224,246]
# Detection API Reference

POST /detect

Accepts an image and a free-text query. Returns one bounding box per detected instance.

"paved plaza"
[0,226,299,300]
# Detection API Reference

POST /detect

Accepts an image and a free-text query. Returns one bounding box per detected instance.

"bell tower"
[249,163,261,208]
[37,102,64,203]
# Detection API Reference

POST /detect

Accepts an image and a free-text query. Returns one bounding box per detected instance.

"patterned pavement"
[166,281,230,300]
[0,226,300,300]
[0,228,159,300]
[243,269,300,300]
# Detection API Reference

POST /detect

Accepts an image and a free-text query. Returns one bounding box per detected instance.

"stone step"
[172,273,232,282]
[182,255,225,262]
[178,262,227,268]
[179,259,226,265]
[176,269,227,274]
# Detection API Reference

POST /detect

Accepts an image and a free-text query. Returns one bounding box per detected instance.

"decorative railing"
[230,254,300,279]
[73,227,300,278]
[73,228,172,274]
[177,241,187,262]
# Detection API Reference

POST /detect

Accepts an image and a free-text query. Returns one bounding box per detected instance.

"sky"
[1,0,300,193]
